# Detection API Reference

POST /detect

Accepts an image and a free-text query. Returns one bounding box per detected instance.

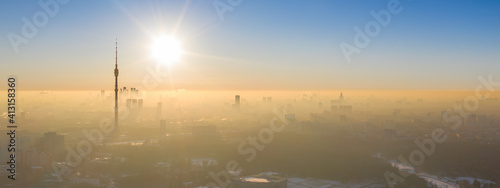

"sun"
[151,36,182,64]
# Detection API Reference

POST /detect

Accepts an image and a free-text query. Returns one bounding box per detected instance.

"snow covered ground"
[389,160,496,188]
[287,177,385,188]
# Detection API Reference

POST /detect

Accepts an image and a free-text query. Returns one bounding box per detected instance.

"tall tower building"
[235,95,240,106]
[233,95,240,110]
[114,40,119,129]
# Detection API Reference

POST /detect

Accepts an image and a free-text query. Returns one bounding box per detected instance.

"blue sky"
[0,0,499,90]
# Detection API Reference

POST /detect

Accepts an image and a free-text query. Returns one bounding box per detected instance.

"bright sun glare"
[151,36,182,64]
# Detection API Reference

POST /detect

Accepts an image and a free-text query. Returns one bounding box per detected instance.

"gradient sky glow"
[1,0,499,90]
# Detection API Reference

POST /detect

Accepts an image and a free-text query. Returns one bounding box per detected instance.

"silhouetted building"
[339,105,352,113]
[41,132,64,154]
[18,150,53,168]
[331,105,339,113]
[233,95,241,110]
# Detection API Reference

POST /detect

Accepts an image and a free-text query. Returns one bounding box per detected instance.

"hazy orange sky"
[1,0,499,91]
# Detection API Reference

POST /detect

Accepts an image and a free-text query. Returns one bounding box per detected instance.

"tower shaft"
[114,40,119,129]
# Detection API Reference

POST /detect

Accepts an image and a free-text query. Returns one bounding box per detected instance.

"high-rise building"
[235,95,240,106]
[339,92,344,102]
[18,150,53,168]
[41,132,64,154]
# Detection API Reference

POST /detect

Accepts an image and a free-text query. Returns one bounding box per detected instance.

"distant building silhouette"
[41,132,64,154]
[233,95,240,110]
[18,150,53,168]
[339,105,352,113]
[331,92,345,106]
[331,105,339,113]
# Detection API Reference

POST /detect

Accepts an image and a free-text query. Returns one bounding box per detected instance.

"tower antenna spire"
[115,38,118,68]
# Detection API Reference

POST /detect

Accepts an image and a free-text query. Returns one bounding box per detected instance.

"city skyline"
[1,0,499,91]
[2,1,500,187]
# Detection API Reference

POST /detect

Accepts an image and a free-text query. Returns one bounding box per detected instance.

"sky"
[0,0,499,91]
